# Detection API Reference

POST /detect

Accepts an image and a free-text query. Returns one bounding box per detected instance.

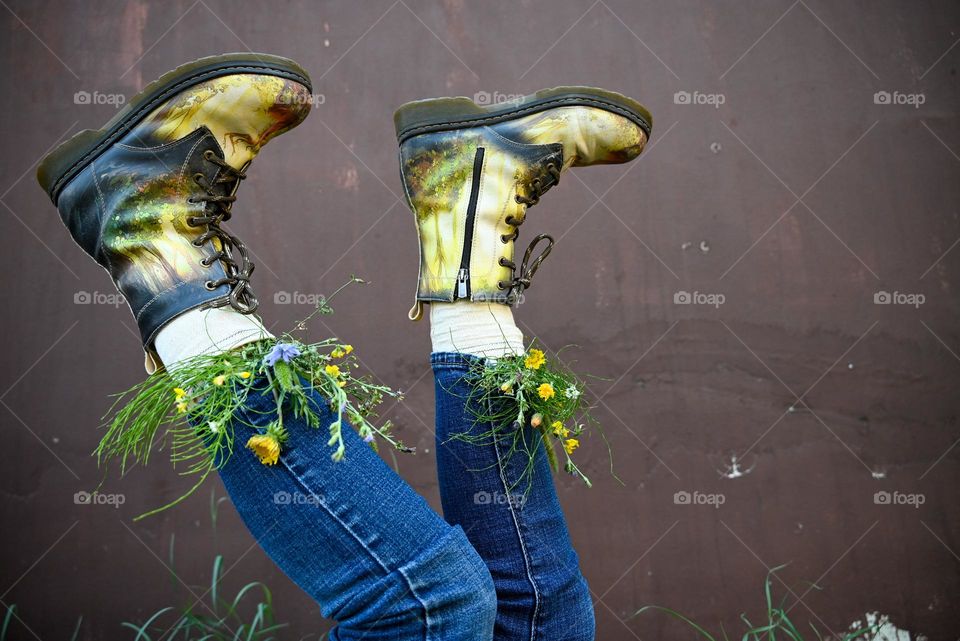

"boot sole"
[393,86,652,145]
[38,52,312,205]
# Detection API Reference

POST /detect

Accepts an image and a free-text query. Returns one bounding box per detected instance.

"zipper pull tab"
[456,268,469,299]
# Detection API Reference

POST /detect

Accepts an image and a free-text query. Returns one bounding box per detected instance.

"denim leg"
[217,376,497,641]
[431,353,596,641]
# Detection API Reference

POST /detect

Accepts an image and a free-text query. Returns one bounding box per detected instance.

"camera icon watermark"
[73,90,126,108]
[474,91,523,106]
[873,490,924,508]
[673,90,726,108]
[873,90,925,109]
[274,290,326,306]
[674,290,725,308]
[74,490,125,508]
[273,491,324,506]
[74,290,126,308]
[474,292,526,306]
[674,490,726,509]
[474,490,526,509]
[278,91,325,108]
[873,290,925,308]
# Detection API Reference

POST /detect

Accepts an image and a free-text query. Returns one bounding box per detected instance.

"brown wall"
[1,1,958,639]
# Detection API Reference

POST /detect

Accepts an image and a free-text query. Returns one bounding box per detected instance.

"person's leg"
[433,349,595,641]
[213,365,497,640]
[40,53,497,640]
[429,301,595,641]
[395,88,652,639]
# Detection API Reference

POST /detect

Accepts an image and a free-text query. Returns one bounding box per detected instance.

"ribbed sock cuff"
[154,307,273,369]
[429,301,524,359]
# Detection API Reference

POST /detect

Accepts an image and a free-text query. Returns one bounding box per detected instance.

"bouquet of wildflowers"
[96,278,408,519]
[457,346,602,493]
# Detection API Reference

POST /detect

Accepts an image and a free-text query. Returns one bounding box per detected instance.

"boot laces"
[186,149,258,314]
[498,162,561,297]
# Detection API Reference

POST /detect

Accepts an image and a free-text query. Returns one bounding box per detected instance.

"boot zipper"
[456,146,485,300]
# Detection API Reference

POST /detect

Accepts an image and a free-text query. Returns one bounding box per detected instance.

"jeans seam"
[276,454,431,641]
[489,399,542,641]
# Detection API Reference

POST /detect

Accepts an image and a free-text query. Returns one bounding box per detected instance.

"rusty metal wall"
[1,1,958,639]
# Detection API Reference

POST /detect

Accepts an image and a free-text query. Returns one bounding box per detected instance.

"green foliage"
[95,278,409,520]
[120,555,288,641]
[631,565,887,641]
[456,345,600,493]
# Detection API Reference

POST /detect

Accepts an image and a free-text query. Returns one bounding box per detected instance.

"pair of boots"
[38,53,651,369]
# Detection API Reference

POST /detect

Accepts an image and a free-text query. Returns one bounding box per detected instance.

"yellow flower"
[246,434,281,466]
[325,364,341,378]
[551,421,570,438]
[212,374,227,386]
[524,348,546,370]
[337,380,347,388]
[331,344,353,359]
[564,438,580,455]
[537,383,555,400]
[237,371,251,379]
[500,382,514,394]
[173,388,187,399]
[175,402,188,414]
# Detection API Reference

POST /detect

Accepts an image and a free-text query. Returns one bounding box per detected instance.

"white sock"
[153,307,273,370]
[429,301,524,358]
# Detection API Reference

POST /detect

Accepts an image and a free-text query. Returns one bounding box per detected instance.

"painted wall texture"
[1,1,957,639]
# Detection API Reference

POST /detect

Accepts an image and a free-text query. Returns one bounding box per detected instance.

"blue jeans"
[216,353,593,640]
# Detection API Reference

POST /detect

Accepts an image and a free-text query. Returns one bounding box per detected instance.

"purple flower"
[363,433,375,443]
[264,343,301,366]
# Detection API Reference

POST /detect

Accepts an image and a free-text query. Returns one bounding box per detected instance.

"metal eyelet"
[203,150,216,160]
[500,234,510,243]
[200,257,212,267]
[515,195,524,204]
[499,257,510,267]
[496,281,505,290]
[192,239,204,247]
[204,281,217,290]
[193,173,204,184]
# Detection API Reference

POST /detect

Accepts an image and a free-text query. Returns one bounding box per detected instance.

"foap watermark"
[74,90,126,108]
[474,490,526,509]
[874,490,925,508]
[74,290,125,307]
[273,491,324,506]
[674,90,726,108]
[674,490,726,509]
[274,290,327,306]
[873,90,925,109]
[74,490,125,508]
[473,292,526,306]
[674,290,725,308]
[874,290,925,308]
[279,91,325,108]
[474,91,523,106]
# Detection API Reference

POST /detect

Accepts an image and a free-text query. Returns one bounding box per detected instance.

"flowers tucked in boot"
[38,54,407,518]
[395,87,653,489]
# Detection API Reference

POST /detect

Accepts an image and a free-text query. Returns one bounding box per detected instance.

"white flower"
[208,421,220,433]
[564,385,581,399]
